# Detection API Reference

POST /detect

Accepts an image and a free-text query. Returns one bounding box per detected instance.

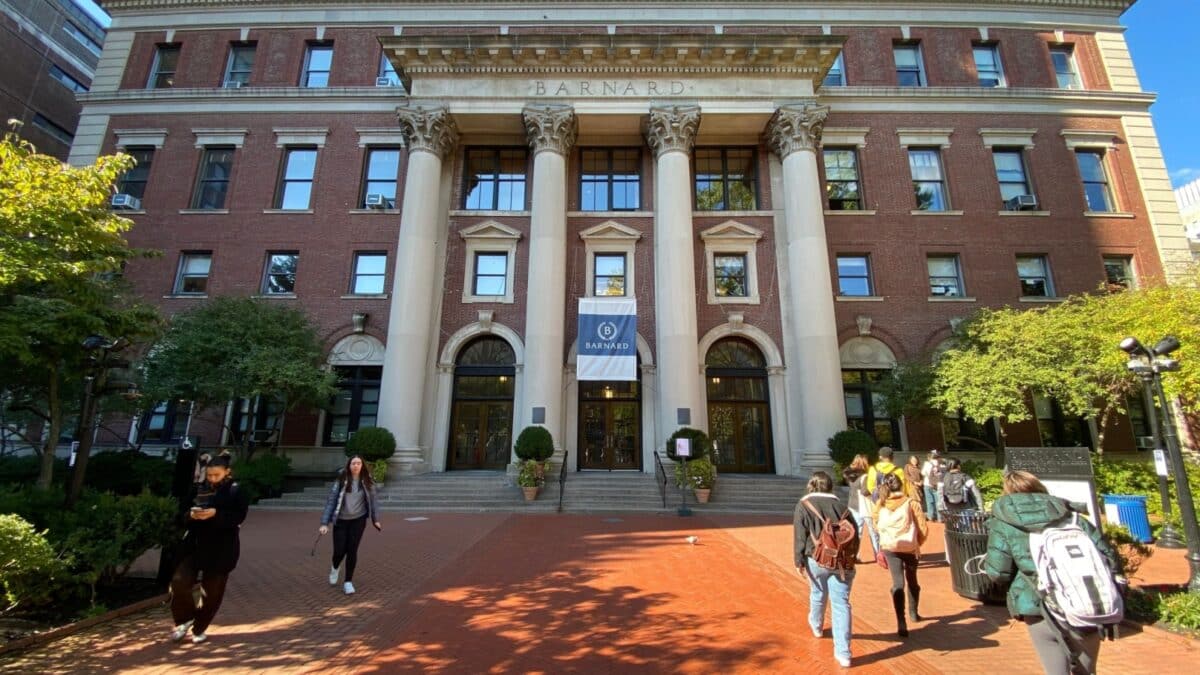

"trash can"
[1103,494,1153,544]
[944,510,1006,605]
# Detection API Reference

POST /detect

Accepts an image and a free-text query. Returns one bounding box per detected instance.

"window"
[694,148,757,210]
[1050,46,1081,89]
[63,22,102,56]
[31,114,73,145]
[148,45,180,89]
[941,410,999,452]
[581,148,641,211]
[594,253,626,296]
[224,43,255,86]
[843,369,899,446]
[993,149,1032,205]
[823,148,862,210]
[1034,395,1091,448]
[325,367,382,446]
[117,147,154,200]
[1017,255,1054,297]
[713,254,748,297]
[137,400,191,444]
[262,252,298,294]
[1076,150,1114,212]
[174,252,211,294]
[927,255,964,297]
[1103,256,1135,290]
[49,65,88,92]
[276,147,318,210]
[351,252,387,294]
[973,44,1005,87]
[464,148,527,210]
[360,147,401,208]
[837,255,873,296]
[229,396,283,446]
[302,43,333,87]
[378,54,402,86]
[893,43,925,86]
[909,149,949,211]
[824,53,846,86]
[472,253,508,296]
[191,147,234,209]
[1127,389,1153,445]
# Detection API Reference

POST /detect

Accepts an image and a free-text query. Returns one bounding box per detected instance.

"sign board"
[1007,447,1100,524]
[675,438,692,458]
[677,408,691,425]
[577,298,637,381]
[69,440,79,467]
[1154,449,1169,477]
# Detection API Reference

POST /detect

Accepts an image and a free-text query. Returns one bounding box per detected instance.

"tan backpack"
[877,498,918,553]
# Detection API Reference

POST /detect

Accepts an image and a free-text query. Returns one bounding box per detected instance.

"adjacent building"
[72,0,1191,476]
[1175,177,1200,261]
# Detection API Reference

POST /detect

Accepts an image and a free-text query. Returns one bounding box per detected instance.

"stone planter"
[522,486,539,502]
[694,488,711,504]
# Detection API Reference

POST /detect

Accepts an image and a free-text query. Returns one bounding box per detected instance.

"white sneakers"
[343,581,355,595]
[170,620,194,642]
[836,655,851,668]
[192,633,208,644]
[328,566,339,586]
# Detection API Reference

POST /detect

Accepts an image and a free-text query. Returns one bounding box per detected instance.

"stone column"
[645,105,706,447]
[519,104,577,462]
[766,102,846,469]
[377,105,459,471]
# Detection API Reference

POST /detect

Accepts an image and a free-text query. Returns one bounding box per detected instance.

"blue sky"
[73,0,1195,185]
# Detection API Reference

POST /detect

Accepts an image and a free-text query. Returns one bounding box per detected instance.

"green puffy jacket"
[983,493,1117,619]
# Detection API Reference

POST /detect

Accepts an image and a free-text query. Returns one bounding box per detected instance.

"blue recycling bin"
[1103,494,1153,544]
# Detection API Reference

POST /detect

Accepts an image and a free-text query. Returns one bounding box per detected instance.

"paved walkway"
[1,509,1196,673]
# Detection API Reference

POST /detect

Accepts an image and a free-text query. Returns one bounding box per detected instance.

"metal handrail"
[557,450,568,513]
[653,450,668,508]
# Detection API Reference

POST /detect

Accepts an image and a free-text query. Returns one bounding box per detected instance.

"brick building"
[71,0,1191,476]
[1,0,105,159]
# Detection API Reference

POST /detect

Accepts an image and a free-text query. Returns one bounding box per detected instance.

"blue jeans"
[806,558,855,662]
[923,486,939,521]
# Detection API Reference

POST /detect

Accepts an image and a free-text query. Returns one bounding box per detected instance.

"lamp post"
[1121,336,1200,590]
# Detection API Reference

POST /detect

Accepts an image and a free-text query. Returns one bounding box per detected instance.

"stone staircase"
[256,470,809,515]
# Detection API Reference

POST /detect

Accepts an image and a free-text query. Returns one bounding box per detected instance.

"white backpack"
[877,499,918,553]
[1028,514,1124,629]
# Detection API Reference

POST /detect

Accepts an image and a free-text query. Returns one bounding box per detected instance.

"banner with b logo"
[577,297,637,381]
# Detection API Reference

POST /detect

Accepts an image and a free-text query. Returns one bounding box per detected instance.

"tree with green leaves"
[139,297,338,458]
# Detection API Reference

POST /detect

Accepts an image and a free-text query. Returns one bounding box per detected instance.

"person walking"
[842,454,876,561]
[794,471,859,669]
[920,450,944,522]
[872,472,928,637]
[319,455,382,595]
[904,455,923,495]
[984,471,1119,675]
[169,452,250,644]
[938,458,984,517]
[865,446,907,500]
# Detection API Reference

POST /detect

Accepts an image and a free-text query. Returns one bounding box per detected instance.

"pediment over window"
[460,220,522,241]
[700,220,763,242]
[839,336,897,370]
[579,221,642,241]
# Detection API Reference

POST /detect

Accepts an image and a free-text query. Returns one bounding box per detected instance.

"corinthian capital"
[645,105,701,158]
[523,104,577,157]
[765,103,829,158]
[395,105,459,159]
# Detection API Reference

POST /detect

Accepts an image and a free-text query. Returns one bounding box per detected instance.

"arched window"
[705,338,773,473]
[448,337,515,470]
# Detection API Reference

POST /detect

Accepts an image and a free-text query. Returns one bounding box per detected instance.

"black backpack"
[943,472,968,505]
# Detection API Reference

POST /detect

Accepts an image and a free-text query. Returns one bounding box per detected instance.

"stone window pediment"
[701,220,762,305]
[979,128,1037,149]
[460,220,523,242]
[579,220,642,242]
[897,128,954,149]
[700,220,764,243]
[114,128,168,149]
[460,221,520,304]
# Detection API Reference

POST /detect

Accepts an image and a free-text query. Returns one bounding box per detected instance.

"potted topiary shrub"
[665,427,713,462]
[675,456,717,503]
[514,426,554,500]
[345,426,396,485]
[827,429,877,482]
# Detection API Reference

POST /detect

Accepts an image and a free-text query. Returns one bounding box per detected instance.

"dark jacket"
[320,471,381,526]
[984,493,1117,619]
[183,479,249,575]
[794,492,859,568]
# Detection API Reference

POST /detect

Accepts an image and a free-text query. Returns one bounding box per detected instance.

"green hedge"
[666,427,713,462]
[514,426,554,462]
[1126,589,1200,633]
[85,451,173,496]
[827,429,877,468]
[0,514,64,610]
[0,455,67,486]
[345,427,396,462]
[234,454,291,503]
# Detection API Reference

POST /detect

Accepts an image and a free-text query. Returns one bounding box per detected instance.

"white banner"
[577,297,637,381]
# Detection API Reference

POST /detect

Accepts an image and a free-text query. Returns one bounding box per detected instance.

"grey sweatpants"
[1026,616,1101,675]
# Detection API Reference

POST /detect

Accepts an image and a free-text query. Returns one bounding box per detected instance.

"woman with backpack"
[938,458,984,517]
[794,470,859,669]
[842,454,876,562]
[920,449,944,522]
[983,471,1119,675]
[871,472,928,637]
[319,455,382,595]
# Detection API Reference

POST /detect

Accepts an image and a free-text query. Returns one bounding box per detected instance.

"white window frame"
[973,44,1006,88]
[1049,45,1082,90]
[1016,255,1055,298]
[580,220,642,299]
[700,220,762,305]
[1102,255,1137,290]
[893,43,926,87]
[460,220,521,304]
[224,43,255,87]
[824,53,846,86]
[174,252,212,296]
[927,254,965,298]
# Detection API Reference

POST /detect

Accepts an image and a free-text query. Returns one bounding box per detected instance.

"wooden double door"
[578,380,641,470]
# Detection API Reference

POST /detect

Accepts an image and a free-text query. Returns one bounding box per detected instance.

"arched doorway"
[705,338,774,473]
[577,365,641,470]
[448,337,515,470]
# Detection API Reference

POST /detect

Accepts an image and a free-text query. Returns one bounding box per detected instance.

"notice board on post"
[1006,447,1100,524]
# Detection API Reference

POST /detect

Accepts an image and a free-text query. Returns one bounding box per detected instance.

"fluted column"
[766,102,845,469]
[519,104,577,461]
[646,105,706,447]
[377,105,459,470]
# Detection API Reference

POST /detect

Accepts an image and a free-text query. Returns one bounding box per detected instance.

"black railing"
[653,450,668,508]
[557,450,568,513]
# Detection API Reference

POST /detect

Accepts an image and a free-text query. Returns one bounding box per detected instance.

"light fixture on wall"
[352,312,368,333]
[603,385,614,399]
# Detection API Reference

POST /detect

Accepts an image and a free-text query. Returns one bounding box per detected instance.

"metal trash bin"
[1103,494,1153,544]
[944,509,1006,605]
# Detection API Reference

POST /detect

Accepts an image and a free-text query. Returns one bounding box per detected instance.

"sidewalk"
[0,509,1194,673]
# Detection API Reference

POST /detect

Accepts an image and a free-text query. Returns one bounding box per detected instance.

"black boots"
[908,587,922,622]
[892,589,908,637]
